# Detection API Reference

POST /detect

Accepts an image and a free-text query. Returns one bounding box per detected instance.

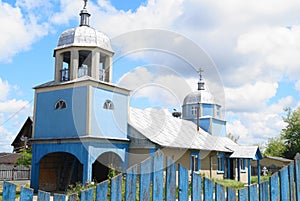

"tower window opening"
[55,100,67,110]
[103,100,114,110]
[60,51,71,81]
[78,64,88,77]
[78,50,92,78]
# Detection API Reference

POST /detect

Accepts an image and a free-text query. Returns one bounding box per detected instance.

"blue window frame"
[240,159,246,172]
[190,152,200,172]
[217,154,224,173]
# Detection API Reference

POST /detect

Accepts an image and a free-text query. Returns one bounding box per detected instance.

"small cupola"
[53,0,114,83]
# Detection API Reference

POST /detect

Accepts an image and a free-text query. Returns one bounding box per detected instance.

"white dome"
[183,89,215,105]
[55,26,113,52]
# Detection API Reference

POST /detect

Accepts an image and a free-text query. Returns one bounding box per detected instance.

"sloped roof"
[0,153,19,164]
[265,156,292,162]
[227,145,262,160]
[129,108,237,152]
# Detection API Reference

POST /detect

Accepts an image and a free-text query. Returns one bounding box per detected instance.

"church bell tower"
[30,0,130,192]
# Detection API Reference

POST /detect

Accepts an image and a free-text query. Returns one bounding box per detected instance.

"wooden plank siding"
[1,153,300,200]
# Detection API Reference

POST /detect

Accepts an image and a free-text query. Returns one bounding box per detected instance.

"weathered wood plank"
[2,182,16,201]
[259,181,268,201]
[153,152,164,201]
[111,174,122,201]
[191,172,202,201]
[227,187,236,201]
[295,157,300,201]
[248,184,258,201]
[215,183,225,201]
[53,193,66,201]
[178,164,189,201]
[166,157,176,201]
[270,173,279,201]
[81,188,94,201]
[140,157,152,201]
[204,177,214,201]
[20,186,34,201]
[289,162,295,201]
[96,180,108,201]
[37,190,50,201]
[238,188,248,201]
[125,165,137,201]
[279,166,289,201]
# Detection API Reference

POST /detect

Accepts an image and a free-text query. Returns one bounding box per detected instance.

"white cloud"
[0,126,14,152]
[227,96,294,145]
[225,81,278,112]
[0,78,10,101]
[0,1,49,62]
[0,99,30,113]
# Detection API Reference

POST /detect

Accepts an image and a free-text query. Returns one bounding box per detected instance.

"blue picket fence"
[1,152,300,201]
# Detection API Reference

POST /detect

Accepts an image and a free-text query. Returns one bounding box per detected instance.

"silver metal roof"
[227,145,262,160]
[55,26,113,52]
[129,107,237,152]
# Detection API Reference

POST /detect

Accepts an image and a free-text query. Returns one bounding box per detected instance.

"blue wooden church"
[30,0,262,192]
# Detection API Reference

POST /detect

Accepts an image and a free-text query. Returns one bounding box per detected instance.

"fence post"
[289,162,295,201]
[295,156,300,201]
[125,165,138,201]
[38,190,51,201]
[166,157,176,201]
[238,188,248,201]
[248,184,258,201]
[178,164,189,201]
[153,152,164,201]
[191,172,202,201]
[270,172,279,201]
[2,181,16,201]
[81,188,94,201]
[20,186,34,201]
[139,157,152,201]
[215,183,225,201]
[279,166,289,201]
[204,177,214,201]
[53,193,67,201]
[95,180,108,201]
[227,187,236,201]
[259,181,268,201]
[111,174,122,201]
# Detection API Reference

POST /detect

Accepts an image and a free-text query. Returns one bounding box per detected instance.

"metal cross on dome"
[83,0,88,9]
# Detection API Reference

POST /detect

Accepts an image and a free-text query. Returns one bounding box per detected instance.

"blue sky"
[1,0,300,152]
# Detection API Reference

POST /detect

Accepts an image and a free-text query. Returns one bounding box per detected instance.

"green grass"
[214,179,245,189]
[251,175,270,184]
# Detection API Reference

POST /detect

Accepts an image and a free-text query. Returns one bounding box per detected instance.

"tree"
[281,107,300,159]
[264,137,285,157]
[15,148,32,168]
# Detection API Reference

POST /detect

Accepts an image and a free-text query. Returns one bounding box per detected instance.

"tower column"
[91,51,100,80]
[54,52,63,82]
[70,49,79,80]
[105,56,113,82]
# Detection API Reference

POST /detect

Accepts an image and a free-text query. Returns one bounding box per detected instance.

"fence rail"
[1,152,300,200]
[0,169,30,181]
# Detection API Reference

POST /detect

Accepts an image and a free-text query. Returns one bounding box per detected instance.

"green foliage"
[15,148,32,168]
[281,107,300,159]
[250,175,270,184]
[264,137,286,157]
[214,179,244,189]
[264,106,300,159]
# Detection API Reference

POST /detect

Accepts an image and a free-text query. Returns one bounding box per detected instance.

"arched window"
[103,100,114,110]
[55,100,67,110]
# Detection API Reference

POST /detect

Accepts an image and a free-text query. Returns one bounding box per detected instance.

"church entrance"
[92,152,122,183]
[38,152,83,192]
